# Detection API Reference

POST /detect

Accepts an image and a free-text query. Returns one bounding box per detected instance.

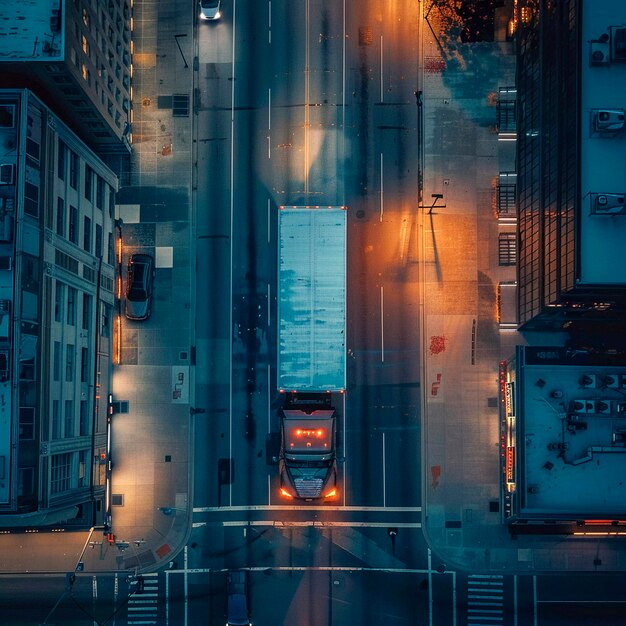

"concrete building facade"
[0,89,118,527]
[0,0,132,159]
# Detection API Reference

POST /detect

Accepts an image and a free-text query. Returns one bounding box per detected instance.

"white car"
[199,0,221,20]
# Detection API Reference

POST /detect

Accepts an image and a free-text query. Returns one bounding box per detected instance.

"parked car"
[226,570,251,626]
[125,254,154,321]
[199,0,221,20]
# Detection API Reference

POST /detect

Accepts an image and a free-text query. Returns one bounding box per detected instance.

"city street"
[2,1,626,625]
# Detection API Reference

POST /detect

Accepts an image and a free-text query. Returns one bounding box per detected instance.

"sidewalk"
[108,0,196,573]
[420,1,625,574]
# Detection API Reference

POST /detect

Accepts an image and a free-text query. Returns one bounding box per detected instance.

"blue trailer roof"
[278,206,346,392]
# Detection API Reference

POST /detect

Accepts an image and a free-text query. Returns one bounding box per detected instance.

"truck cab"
[278,393,338,501]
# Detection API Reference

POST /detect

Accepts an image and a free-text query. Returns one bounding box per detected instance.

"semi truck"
[276,206,346,501]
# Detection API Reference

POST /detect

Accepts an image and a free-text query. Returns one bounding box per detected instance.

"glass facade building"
[516,0,626,331]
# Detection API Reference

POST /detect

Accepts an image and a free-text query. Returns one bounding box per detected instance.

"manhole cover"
[356,209,365,218]
[142,97,151,107]
[359,27,373,46]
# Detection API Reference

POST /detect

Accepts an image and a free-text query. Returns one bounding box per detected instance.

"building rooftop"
[515,347,626,519]
[0,0,63,60]
[580,0,626,285]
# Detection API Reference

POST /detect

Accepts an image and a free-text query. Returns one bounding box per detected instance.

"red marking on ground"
[429,335,447,355]
[156,544,171,558]
[431,465,441,489]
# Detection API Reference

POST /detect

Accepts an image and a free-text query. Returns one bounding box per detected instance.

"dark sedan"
[125,254,154,321]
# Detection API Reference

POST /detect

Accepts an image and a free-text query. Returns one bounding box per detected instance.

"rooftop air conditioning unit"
[593,109,625,132]
[590,36,610,66]
[594,193,626,215]
[611,27,626,61]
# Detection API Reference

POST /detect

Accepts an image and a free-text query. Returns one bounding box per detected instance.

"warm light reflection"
[280,488,293,499]
[114,315,122,364]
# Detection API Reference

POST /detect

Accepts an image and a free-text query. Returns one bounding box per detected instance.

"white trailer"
[277,205,347,393]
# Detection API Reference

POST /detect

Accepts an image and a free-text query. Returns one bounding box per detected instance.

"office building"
[516,0,626,331]
[0,89,118,527]
[0,0,132,158]
[500,346,626,530]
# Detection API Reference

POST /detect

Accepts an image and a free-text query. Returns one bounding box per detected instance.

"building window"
[84,165,93,201]
[82,8,90,27]
[96,177,104,209]
[82,34,89,54]
[19,407,35,440]
[82,293,92,330]
[52,399,61,439]
[18,467,34,497]
[80,400,89,436]
[53,341,61,381]
[64,399,74,437]
[69,151,78,189]
[57,138,65,180]
[65,344,74,382]
[95,224,102,258]
[24,182,40,217]
[19,357,35,381]
[81,347,89,383]
[0,104,16,128]
[56,197,65,236]
[69,205,78,244]
[78,449,87,487]
[83,216,91,252]
[109,187,115,218]
[55,281,64,322]
[107,232,113,265]
[67,287,76,325]
[101,306,110,338]
[50,453,72,494]
[498,233,517,266]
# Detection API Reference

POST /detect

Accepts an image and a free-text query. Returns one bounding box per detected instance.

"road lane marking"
[267,87,271,157]
[304,0,310,193]
[176,566,436,574]
[201,521,422,528]
[380,152,384,221]
[380,285,385,362]
[194,505,421,512]
[428,548,433,626]
[229,0,238,510]
[342,392,347,507]
[382,431,386,507]
[380,35,384,102]
[268,0,271,44]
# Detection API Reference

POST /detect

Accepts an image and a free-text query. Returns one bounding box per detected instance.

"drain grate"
[173,93,190,117]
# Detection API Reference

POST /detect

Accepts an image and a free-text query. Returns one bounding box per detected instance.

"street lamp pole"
[174,34,189,69]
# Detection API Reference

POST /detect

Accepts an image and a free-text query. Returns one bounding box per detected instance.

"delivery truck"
[276,206,346,500]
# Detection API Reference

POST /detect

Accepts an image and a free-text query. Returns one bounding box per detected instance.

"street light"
[174,34,188,68]
[418,194,446,214]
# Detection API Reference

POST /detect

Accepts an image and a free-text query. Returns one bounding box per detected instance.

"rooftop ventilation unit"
[590,34,610,66]
[593,193,626,215]
[593,109,625,132]
[611,27,626,61]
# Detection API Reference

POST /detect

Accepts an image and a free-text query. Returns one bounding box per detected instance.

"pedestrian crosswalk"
[466,574,505,625]
[127,572,159,625]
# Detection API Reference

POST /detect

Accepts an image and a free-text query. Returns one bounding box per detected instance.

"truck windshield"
[287,459,331,468]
